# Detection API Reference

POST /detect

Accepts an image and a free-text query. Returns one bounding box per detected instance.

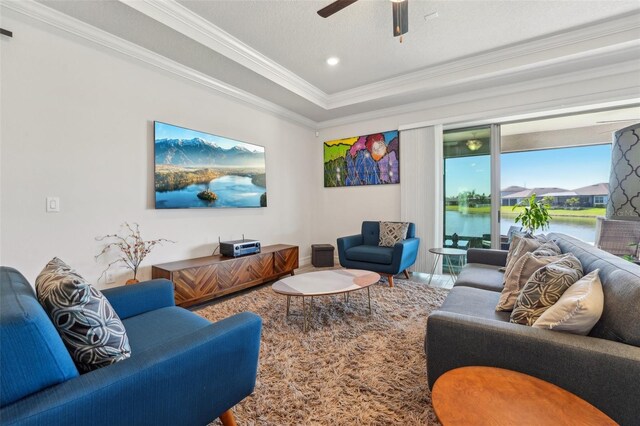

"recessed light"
[326,57,340,66]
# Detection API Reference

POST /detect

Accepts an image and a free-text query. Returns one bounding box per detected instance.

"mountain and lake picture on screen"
[154,122,267,209]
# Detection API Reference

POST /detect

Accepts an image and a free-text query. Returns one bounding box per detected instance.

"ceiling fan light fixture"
[466,139,483,151]
[326,57,340,66]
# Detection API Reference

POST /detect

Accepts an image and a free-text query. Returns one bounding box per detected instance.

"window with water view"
[444,126,612,249]
[501,144,611,243]
[444,127,492,249]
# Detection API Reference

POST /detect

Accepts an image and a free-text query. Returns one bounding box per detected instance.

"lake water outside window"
[501,144,611,243]
[444,155,492,248]
[442,108,638,255]
[444,136,611,247]
[444,127,492,250]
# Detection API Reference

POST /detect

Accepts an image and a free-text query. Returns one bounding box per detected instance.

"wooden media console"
[152,244,299,307]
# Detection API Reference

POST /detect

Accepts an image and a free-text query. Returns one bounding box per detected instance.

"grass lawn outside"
[445,205,491,214]
[445,205,606,218]
[504,206,606,218]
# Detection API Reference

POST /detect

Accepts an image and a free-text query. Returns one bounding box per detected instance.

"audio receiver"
[220,238,261,257]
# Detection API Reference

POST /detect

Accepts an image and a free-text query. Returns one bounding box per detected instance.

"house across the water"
[501,183,609,207]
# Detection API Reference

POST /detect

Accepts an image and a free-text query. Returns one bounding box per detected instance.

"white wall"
[312,117,405,253]
[0,12,314,287]
[3,7,639,283]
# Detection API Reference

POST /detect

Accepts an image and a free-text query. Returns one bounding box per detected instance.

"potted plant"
[96,222,174,284]
[513,193,552,234]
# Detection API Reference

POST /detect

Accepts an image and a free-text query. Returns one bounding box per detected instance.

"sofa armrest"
[102,279,175,319]
[1,312,262,426]
[392,237,420,272]
[337,234,363,264]
[466,248,508,267]
[425,311,640,424]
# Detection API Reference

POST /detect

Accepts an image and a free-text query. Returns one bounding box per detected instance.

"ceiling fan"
[317,0,409,43]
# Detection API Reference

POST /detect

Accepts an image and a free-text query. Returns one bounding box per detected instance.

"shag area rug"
[196,278,448,425]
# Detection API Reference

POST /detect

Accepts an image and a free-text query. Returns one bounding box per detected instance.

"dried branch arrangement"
[96,222,174,282]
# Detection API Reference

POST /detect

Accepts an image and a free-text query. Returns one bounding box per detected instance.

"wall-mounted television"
[154,121,266,209]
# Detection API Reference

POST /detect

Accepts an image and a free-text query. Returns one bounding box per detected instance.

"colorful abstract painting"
[324,130,399,187]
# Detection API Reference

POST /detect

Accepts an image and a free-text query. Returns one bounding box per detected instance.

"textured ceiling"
[180,0,640,93]
[37,0,330,120]
[31,0,640,124]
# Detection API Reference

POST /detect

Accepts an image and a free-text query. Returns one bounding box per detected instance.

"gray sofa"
[425,233,640,425]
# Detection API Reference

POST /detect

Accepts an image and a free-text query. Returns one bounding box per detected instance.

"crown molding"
[322,86,640,132]
[326,12,640,109]
[115,1,640,111]
[0,0,318,129]
[317,61,640,129]
[3,0,639,132]
[120,0,329,108]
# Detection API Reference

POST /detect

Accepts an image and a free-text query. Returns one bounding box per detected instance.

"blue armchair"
[337,221,420,287]
[0,266,261,426]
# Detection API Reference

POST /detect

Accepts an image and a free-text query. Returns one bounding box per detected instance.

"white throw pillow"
[532,269,603,335]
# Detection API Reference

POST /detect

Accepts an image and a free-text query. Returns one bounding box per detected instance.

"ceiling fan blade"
[392,0,408,37]
[317,0,358,18]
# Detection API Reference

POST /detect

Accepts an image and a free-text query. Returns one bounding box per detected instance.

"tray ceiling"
[24,0,640,125]
[180,0,639,93]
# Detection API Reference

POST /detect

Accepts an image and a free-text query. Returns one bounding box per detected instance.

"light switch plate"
[46,197,60,212]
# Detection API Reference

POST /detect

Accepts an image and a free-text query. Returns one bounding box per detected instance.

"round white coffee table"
[271,269,380,332]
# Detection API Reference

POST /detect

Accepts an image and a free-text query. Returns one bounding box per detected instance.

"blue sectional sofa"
[337,221,419,287]
[0,267,262,426]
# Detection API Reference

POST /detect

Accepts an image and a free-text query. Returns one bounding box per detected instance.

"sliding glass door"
[440,107,632,259]
[443,126,494,250]
[443,126,614,251]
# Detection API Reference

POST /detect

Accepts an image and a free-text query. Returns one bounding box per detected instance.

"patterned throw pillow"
[496,253,567,312]
[533,270,604,335]
[510,254,583,326]
[505,234,525,267]
[531,241,561,257]
[379,221,410,247]
[503,236,543,282]
[533,234,549,243]
[36,258,131,373]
